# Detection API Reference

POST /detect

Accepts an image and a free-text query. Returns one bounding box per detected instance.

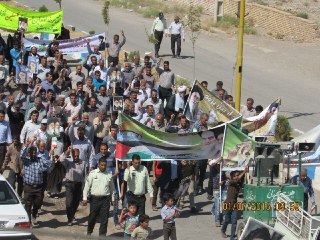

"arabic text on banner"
[23,32,106,55]
[0,3,63,34]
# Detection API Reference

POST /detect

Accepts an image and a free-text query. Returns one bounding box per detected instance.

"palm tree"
[54,0,62,10]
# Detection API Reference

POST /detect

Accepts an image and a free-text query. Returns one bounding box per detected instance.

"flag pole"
[219,123,228,213]
[182,79,196,117]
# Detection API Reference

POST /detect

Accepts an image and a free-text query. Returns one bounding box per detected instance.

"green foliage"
[145,28,159,45]
[39,5,48,12]
[244,26,258,35]
[295,12,308,19]
[275,115,292,141]
[89,30,96,35]
[139,8,160,18]
[128,51,140,62]
[102,1,111,25]
[185,2,202,46]
[215,15,239,29]
[176,75,192,88]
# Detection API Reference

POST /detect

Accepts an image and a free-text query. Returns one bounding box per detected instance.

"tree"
[275,115,291,141]
[102,0,111,35]
[185,0,201,80]
[39,5,49,12]
[54,0,62,10]
[102,1,111,64]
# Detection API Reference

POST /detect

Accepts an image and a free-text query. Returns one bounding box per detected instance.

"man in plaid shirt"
[20,143,50,226]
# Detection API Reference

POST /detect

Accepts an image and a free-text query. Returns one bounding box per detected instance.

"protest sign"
[15,65,29,84]
[0,3,63,34]
[113,96,124,111]
[18,17,28,32]
[24,33,106,56]
[116,113,225,161]
[242,98,281,136]
[222,124,256,171]
[184,80,242,129]
[27,56,38,75]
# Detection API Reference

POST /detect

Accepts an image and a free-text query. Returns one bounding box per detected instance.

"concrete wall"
[170,0,319,41]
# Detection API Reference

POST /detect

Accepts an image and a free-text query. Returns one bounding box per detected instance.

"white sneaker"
[31,217,38,226]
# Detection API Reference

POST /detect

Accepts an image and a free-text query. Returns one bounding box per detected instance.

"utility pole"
[235,0,245,111]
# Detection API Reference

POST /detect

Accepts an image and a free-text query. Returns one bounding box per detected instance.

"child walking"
[131,214,153,240]
[161,193,180,240]
[120,201,139,239]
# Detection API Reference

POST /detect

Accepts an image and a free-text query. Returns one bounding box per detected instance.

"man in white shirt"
[168,16,185,58]
[20,110,40,144]
[70,65,86,89]
[151,12,167,58]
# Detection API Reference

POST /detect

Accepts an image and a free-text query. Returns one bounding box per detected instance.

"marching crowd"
[0,13,267,239]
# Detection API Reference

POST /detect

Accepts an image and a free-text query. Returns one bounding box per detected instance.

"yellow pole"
[235,0,245,111]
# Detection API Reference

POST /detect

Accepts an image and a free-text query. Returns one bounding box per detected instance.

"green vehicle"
[236,142,308,239]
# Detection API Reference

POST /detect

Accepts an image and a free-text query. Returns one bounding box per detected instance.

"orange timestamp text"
[222,201,301,211]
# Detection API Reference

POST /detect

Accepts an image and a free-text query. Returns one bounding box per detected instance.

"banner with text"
[242,98,281,137]
[116,113,225,161]
[0,3,62,34]
[222,124,256,171]
[184,80,242,129]
[24,32,106,55]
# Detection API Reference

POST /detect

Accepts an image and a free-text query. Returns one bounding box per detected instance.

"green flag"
[0,3,63,34]
[222,124,256,170]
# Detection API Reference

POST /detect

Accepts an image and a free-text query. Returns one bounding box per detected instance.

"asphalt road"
[15,0,320,132]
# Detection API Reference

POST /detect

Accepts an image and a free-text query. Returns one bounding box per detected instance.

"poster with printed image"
[18,17,28,32]
[27,56,38,75]
[113,96,124,112]
[239,217,284,240]
[15,65,29,84]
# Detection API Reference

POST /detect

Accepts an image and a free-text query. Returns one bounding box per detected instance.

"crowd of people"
[0,17,277,239]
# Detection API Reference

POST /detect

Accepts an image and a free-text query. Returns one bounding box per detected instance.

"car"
[0,174,32,239]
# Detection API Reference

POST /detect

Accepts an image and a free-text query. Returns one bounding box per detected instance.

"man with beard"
[165,85,187,117]
[143,89,164,116]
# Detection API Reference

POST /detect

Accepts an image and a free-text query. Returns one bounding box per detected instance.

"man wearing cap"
[211,81,228,98]
[33,119,48,143]
[165,85,187,117]
[168,16,185,58]
[157,61,175,105]
[151,12,168,58]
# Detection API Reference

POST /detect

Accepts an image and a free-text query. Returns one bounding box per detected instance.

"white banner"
[23,32,106,55]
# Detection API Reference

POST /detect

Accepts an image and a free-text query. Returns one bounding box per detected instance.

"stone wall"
[170,0,216,14]
[224,0,318,41]
[170,0,319,41]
